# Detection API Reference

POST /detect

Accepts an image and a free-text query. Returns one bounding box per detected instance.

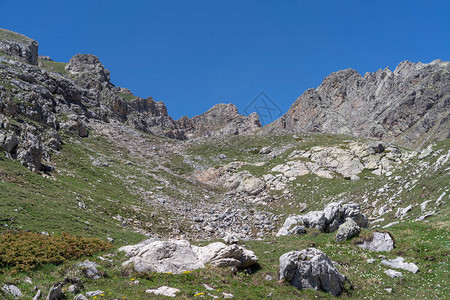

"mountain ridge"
[270,59,449,149]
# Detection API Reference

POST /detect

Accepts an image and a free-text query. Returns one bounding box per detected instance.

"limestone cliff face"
[272,60,450,149]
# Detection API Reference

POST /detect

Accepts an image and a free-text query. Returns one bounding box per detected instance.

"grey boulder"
[76,260,102,279]
[279,248,348,296]
[120,239,204,274]
[145,286,180,297]
[192,242,258,268]
[2,285,23,298]
[356,231,395,252]
[46,283,63,300]
[335,218,360,242]
[384,269,403,278]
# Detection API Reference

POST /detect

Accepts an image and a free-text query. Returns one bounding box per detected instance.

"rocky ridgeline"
[0,28,261,172]
[272,60,450,149]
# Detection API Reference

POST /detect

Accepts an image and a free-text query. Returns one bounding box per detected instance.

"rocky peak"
[65,53,113,91]
[271,60,450,149]
[0,28,39,65]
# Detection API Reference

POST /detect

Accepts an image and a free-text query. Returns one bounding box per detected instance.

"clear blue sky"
[1,1,449,122]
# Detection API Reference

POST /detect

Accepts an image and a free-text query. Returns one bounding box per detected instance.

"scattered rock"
[145,286,180,297]
[2,285,23,298]
[381,257,419,273]
[85,290,103,297]
[73,295,88,300]
[223,232,239,245]
[384,269,403,278]
[32,289,41,300]
[259,146,272,154]
[356,231,395,252]
[395,204,412,219]
[76,260,102,279]
[382,221,399,228]
[46,283,63,300]
[418,144,433,159]
[265,274,274,281]
[279,248,348,296]
[371,142,385,153]
[335,217,360,242]
[223,292,234,298]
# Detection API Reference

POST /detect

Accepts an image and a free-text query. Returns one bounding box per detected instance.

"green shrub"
[0,231,112,273]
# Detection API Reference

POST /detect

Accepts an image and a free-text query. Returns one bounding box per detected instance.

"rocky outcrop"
[272,60,450,149]
[0,28,38,65]
[277,202,368,236]
[279,248,348,296]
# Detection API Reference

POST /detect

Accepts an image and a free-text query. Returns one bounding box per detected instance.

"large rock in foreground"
[277,202,368,236]
[279,248,348,296]
[119,239,258,273]
[120,240,204,274]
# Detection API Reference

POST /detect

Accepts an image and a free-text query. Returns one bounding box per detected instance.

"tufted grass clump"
[0,231,112,273]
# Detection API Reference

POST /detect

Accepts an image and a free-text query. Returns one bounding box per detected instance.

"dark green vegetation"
[0,129,448,299]
[0,231,111,273]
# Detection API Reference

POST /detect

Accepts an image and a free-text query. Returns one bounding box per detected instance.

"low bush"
[0,231,112,273]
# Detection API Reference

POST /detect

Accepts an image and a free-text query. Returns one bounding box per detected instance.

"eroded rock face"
[0,28,39,65]
[279,248,348,296]
[272,60,450,149]
[277,202,368,236]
